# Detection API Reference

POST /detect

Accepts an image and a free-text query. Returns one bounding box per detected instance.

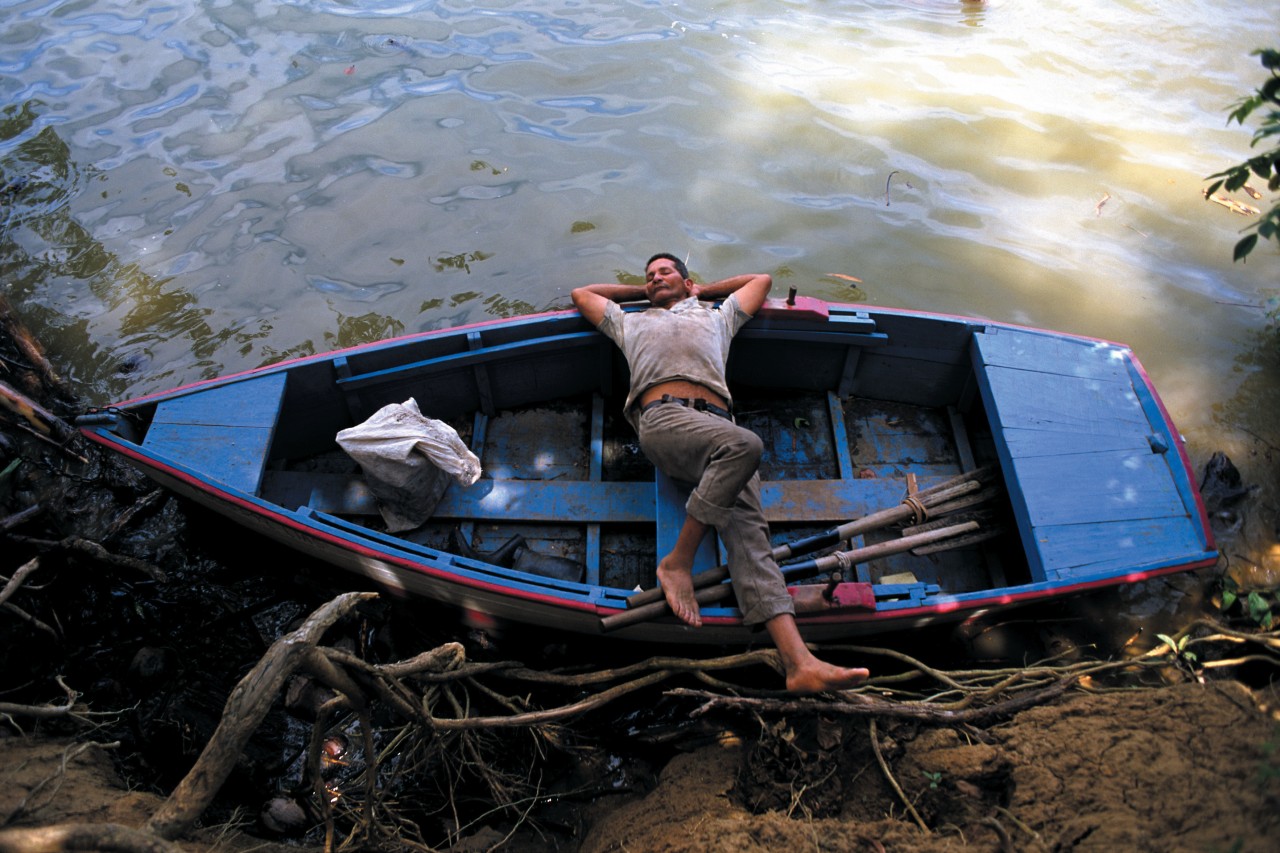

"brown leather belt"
[640,394,733,421]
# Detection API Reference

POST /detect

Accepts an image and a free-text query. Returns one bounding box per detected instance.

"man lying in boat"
[571,254,869,695]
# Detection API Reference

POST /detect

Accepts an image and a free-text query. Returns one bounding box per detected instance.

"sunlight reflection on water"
[0,1,1275,496]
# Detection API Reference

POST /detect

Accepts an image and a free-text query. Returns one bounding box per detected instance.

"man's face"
[644,259,692,307]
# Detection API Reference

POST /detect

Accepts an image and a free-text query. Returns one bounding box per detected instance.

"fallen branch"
[1,600,57,639]
[668,675,1078,727]
[0,380,78,445]
[6,535,167,583]
[0,294,71,400]
[0,504,44,532]
[1203,189,1260,216]
[0,557,42,608]
[145,591,379,840]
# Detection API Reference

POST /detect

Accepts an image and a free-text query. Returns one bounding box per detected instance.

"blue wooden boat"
[77,296,1217,644]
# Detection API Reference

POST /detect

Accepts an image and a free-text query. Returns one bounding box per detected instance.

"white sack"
[335,399,482,532]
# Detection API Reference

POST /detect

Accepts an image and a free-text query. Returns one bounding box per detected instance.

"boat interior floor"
[259,390,1023,597]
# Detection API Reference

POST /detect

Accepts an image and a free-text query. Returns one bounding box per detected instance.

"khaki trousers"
[636,403,795,626]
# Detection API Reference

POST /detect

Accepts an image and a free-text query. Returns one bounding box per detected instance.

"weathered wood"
[0,504,43,532]
[142,373,287,494]
[602,521,980,632]
[145,591,377,840]
[0,380,77,443]
[971,328,1208,582]
[8,535,167,583]
[668,673,1078,726]
[0,294,69,398]
[0,557,41,607]
[626,467,995,610]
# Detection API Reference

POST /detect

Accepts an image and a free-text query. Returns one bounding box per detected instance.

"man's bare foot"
[785,660,870,695]
[656,556,701,627]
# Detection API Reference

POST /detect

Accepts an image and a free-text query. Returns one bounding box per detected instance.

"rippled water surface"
[2,1,1277,537]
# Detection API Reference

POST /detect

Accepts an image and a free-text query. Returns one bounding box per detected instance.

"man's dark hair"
[646,252,689,281]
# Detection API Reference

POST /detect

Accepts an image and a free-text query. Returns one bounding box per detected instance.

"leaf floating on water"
[826,273,863,283]
[390,257,405,266]
[1242,184,1262,200]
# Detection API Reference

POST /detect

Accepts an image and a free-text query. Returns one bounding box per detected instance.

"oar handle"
[620,467,996,610]
[601,583,732,632]
[603,520,981,632]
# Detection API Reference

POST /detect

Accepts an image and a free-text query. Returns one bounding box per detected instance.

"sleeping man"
[572,253,869,694]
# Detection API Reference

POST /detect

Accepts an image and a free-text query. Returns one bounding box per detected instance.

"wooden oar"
[624,465,996,610]
[600,520,979,632]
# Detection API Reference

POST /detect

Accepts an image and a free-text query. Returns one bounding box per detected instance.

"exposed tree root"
[2,590,1277,852]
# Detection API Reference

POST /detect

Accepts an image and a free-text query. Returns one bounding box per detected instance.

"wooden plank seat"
[142,373,288,494]
[260,469,947,528]
[261,470,653,522]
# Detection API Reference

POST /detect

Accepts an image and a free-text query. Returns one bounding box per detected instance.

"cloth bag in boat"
[335,398,481,532]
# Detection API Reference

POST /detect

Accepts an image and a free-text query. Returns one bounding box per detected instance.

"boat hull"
[80,299,1217,645]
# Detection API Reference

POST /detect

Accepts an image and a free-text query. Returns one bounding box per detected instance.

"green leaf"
[1156,634,1179,654]
[1246,591,1272,625]
[1222,586,1238,610]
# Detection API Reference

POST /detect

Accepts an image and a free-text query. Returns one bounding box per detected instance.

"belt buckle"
[692,398,708,412]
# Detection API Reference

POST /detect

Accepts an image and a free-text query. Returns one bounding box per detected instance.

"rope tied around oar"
[900,493,928,525]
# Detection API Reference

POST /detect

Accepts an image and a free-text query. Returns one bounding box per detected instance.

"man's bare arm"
[571,283,648,326]
[693,273,772,316]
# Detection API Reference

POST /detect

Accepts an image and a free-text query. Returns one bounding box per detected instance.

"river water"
[2,0,1278,573]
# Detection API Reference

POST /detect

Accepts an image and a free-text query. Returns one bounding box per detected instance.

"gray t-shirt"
[598,294,752,429]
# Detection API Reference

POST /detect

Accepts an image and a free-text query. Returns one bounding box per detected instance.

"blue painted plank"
[143,374,287,494]
[761,475,954,524]
[980,363,1148,436]
[654,472,719,573]
[151,373,288,428]
[1002,426,1152,457]
[1010,450,1186,527]
[264,469,950,527]
[974,329,1131,383]
[435,479,654,523]
[972,328,1199,583]
[1037,517,1211,580]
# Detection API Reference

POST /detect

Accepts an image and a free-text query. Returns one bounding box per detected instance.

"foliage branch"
[1207,48,1280,261]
